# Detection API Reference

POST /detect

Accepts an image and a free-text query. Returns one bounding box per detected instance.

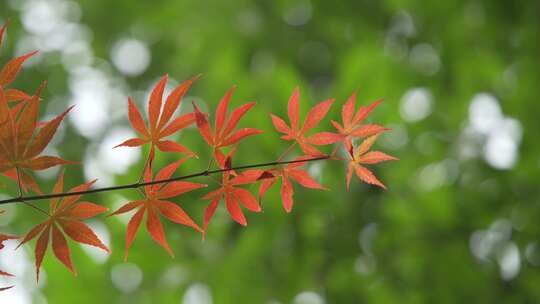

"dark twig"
[0,155,330,205]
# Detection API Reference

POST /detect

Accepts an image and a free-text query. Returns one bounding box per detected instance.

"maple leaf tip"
[25,50,39,57]
[65,105,76,114]
[192,73,202,81]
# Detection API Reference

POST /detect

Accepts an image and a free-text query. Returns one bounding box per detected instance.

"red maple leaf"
[193,86,263,160]
[115,75,199,158]
[0,232,18,291]
[17,172,110,282]
[109,157,205,259]
[346,134,398,190]
[0,20,36,104]
[202,148,262,231]
[0,84,74,194]
[256,157,326,212]
[270,87,342,156]
[331,92,389,152]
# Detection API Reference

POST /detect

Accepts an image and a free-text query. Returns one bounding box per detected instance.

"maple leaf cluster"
[0,19,397,289]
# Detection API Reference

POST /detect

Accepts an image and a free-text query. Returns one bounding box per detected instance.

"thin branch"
[0,155,331,205]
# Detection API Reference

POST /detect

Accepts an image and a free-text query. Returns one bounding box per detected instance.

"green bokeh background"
[1,0,539,303]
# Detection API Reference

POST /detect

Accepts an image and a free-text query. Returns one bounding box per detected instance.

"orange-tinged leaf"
[333,94,387,152]
[222,102,256,136]
[125,207,145,260]
[288,170,325,189]
[193,88,257,154]
[128,97,148,137]
[330,120,345,134]
[67,202,108,219]
[146,206,173,257]
[272,87,336,155]
[59,179,97,210]
[357,151,399,164]
[35,226,50,282]
[16,85,43,153]
[155,181,206,199]
[203,198,220,233]
[350,124,389,138]
[19,175,111,279]
[114,138,147,148]
[258,178,275,201]
[225,195,246,226]
[113,160,203,257]
[299,142,323,156]
[159,113,196,138]
[270,114,290,134]
[51,224,76,275]
[157,76,197,130]
[193,103,213,145]
[17,223,46,249]
[155,140,194,156]
[156,200,201,232]
[231,188,261,212]
[202,188,222,200]
[354,165,386,189]
[0,88,16,157]
[222,128,263,146]
[17,170,41,194]
[301,98,335,133]
[24,105,73,159]
[50,170,65,211]
[356,134,379,157]
[280,177,294,213]
[0,20,8,48]
[346,133,396,189]
[229,169,265,185]
[288,87,300,132]
[117,76,197,156]
[21,156,75,171]
[353,98,383,125]
[306,132,342,145]
[109,201,144,217]
[152,157,188,192]
[0,51,38,86]
[215,86,235,138]
[342,92,356,127]
[148,75,168,131]
[60,219,110,252]
[5,88,31,103]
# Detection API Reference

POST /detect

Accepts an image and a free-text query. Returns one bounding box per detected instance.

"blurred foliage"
[1,0,539,303]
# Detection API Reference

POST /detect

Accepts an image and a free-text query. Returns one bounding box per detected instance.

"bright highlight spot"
[111,38,151,76]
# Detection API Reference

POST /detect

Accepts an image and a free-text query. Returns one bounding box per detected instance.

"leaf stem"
[14,166,49,216]
[0,155,331,205]
[276,142,297,162]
